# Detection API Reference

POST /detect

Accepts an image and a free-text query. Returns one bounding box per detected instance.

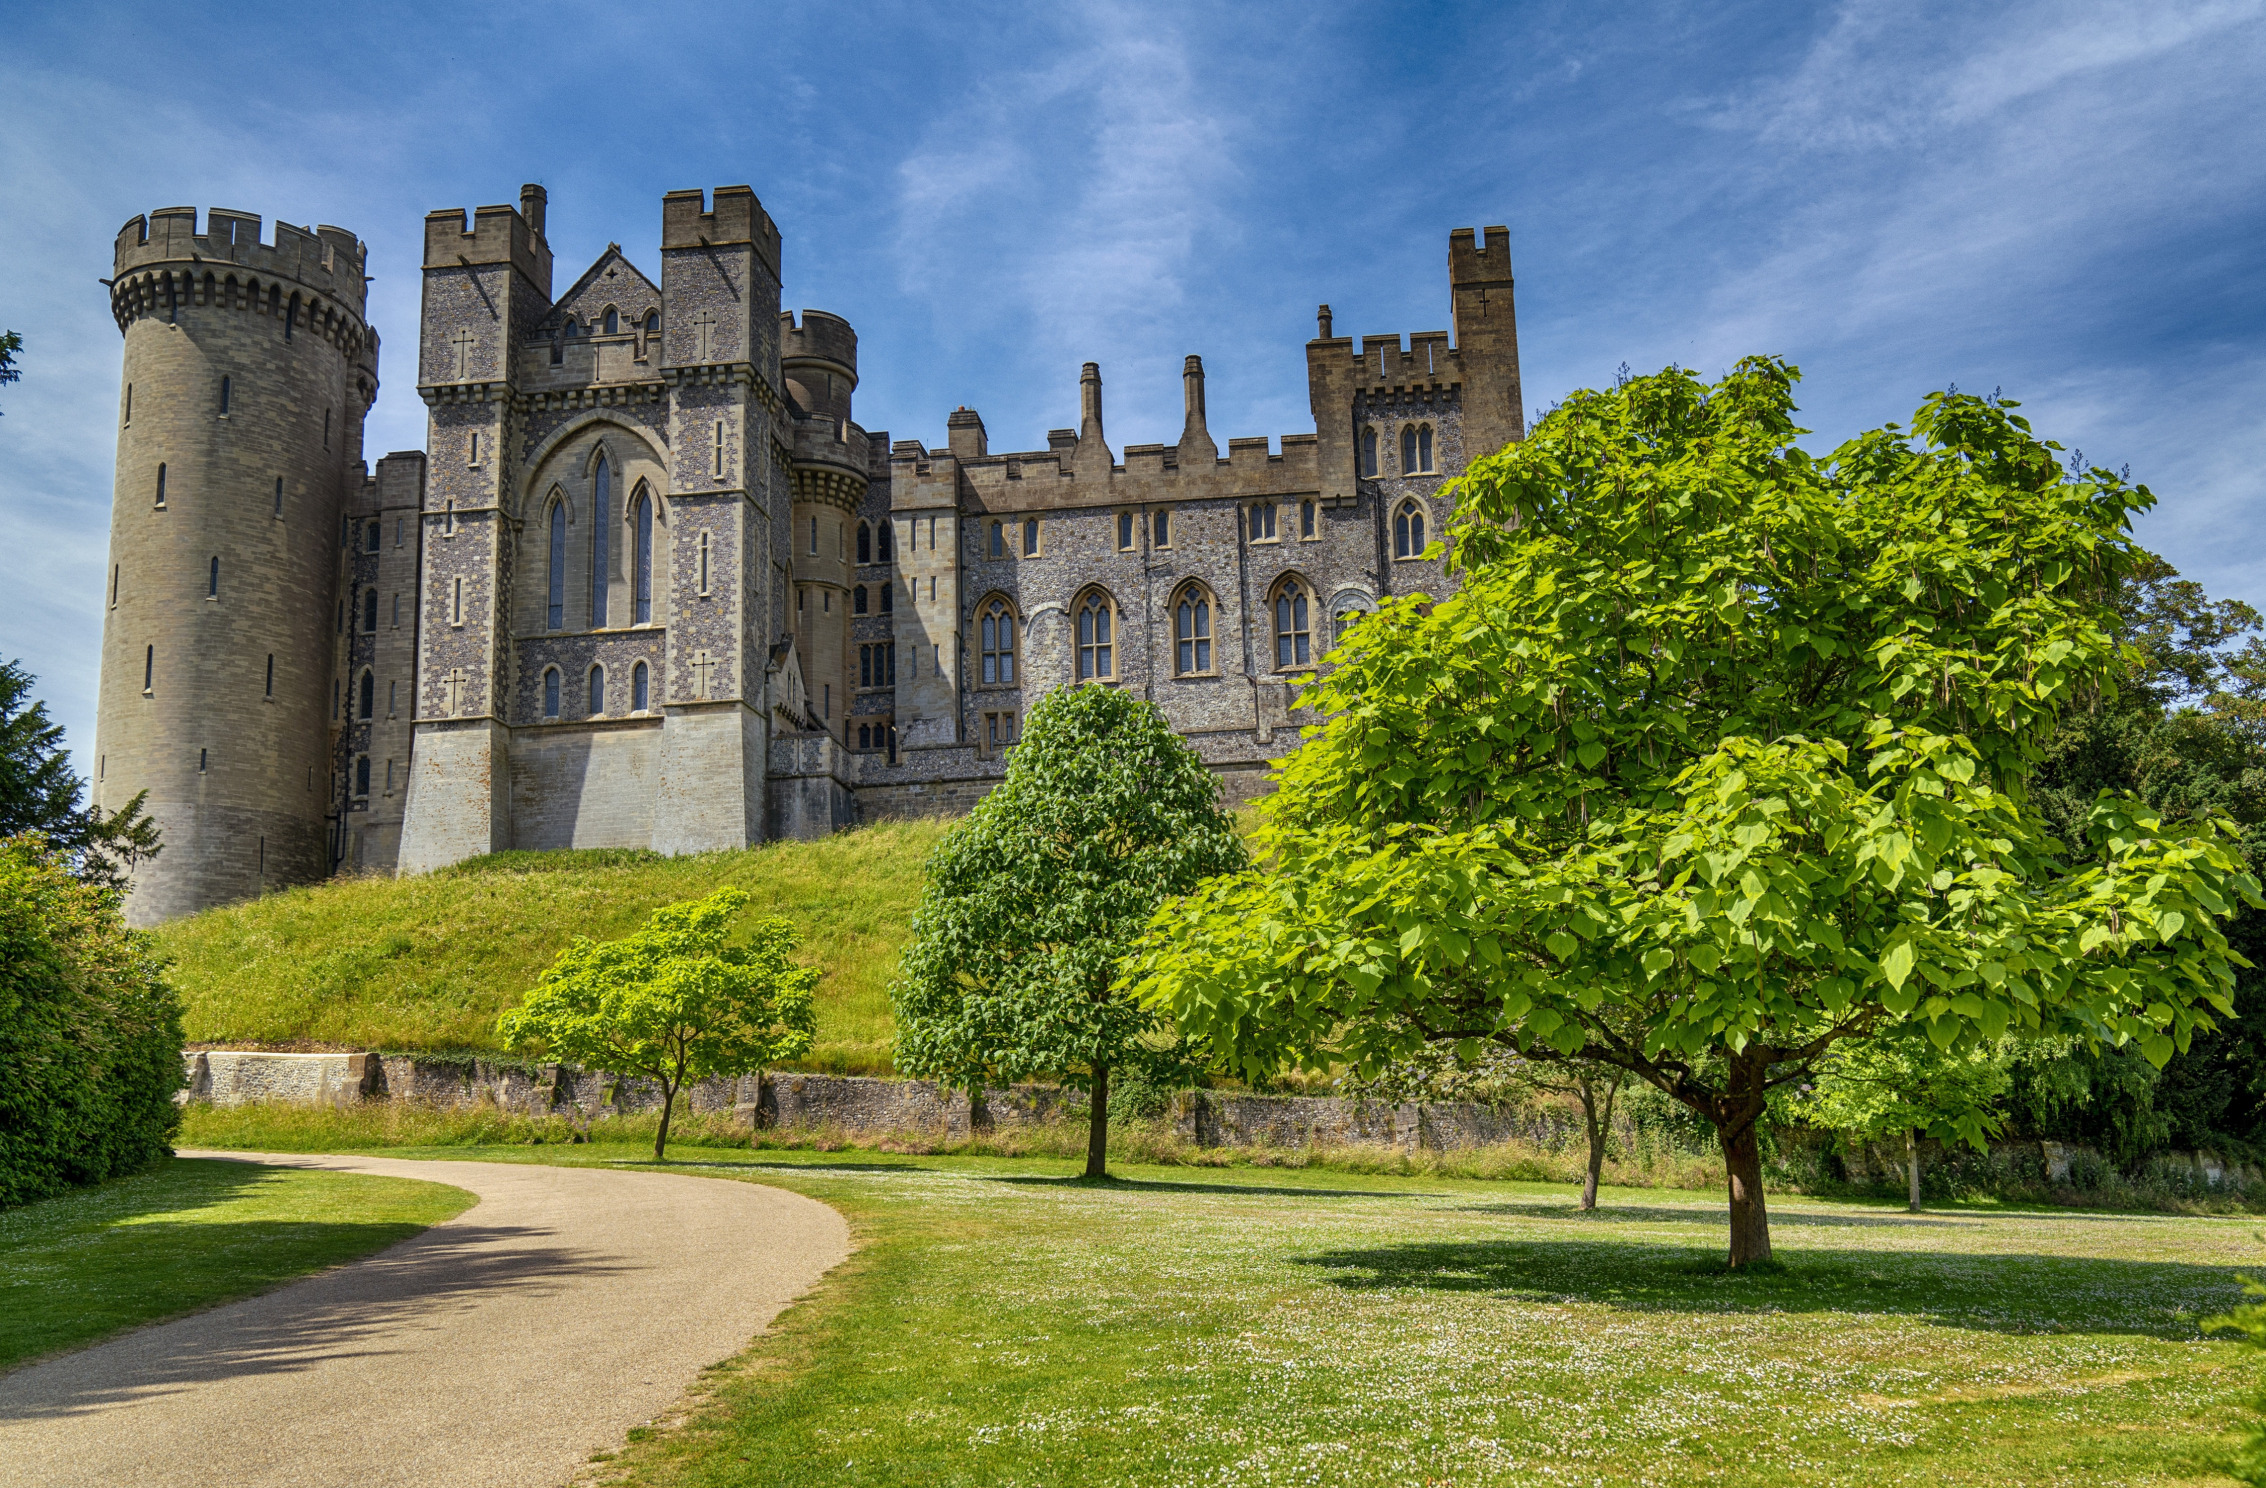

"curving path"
[0,1151,850,1488]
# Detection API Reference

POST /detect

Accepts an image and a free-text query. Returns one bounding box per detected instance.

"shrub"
[0,836,184,1205]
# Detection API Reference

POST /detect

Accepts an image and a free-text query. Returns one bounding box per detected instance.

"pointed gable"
[549,243,660,333]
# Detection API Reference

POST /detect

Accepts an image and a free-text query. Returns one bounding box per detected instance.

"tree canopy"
[891,683,1246,1176]
[497,887,816,1160]
[1129,359,2260,1264]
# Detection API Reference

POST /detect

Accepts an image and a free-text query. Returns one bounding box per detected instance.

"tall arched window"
[363,587,379,632]
[359,669,376,719]
[854,585,868,614]
[1399,423,1434,474]
[1273,581,1313,669]
[547,496,567,629]
[208,556,220,598]
[543,667,561,719]
[880,583,893,615]
[155,464,167,507]
[857,522,872,564]
[588,665,606,715]
[1022,517,1041,557]
[989,521,1004,558]
[632,485,654,624]
[1173,584,1213,675]
[591,454,611,626]
[1075,590,1114,680]
[644,310,660,334]
[877,521,894,561]
[632,659,650,711]
[1360,427,1379,478]
[978,596,1017,685]
[603,307,620,335]
[1393,499,1427,560]
[219,375,231,415]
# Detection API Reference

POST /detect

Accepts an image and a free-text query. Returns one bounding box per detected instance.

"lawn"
[153,819,948,1072]
[0,1156,474,1370]
[181,1121,2265,1486]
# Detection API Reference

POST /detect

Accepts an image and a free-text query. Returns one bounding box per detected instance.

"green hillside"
[154,819,949,1074]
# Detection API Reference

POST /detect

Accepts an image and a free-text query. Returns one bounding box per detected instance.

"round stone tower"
[782,309,866,741]
[95,206,378,925]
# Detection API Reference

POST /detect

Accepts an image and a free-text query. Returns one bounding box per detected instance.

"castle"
[92,183,1523,925]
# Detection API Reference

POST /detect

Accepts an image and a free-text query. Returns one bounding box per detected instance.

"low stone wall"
[183,1051,379,1106]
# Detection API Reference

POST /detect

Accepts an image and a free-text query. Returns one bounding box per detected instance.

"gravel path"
[0,1151,850,1488]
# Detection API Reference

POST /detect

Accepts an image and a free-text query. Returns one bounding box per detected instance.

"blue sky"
[3,0,2261,768]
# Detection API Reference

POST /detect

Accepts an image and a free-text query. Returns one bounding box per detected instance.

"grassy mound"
[153,820,949,1074]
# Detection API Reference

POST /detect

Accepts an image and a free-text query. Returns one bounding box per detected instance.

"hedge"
[0,836,183,1206]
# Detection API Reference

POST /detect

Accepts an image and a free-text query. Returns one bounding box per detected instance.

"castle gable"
[549,244,660,333]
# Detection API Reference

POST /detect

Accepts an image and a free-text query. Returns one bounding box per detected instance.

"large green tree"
[1130,360,2259,1264]
[498,888,817,1160]
[0,660,161,892]
[891,684,1246,1177]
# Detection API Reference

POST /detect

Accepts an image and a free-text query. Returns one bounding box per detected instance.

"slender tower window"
[591,455,611,626]
[444,499,456,536]
[273,476,284,515]
[1022,518,1039,557]
[218,376,230,415]
[123,385,131,425]
[109,566,119,608]
[698,530,710,596]
[1360,428,1379,478]
[604,307,619,335]
[543,668,560,719]
[356,756,371,796]
[547,499,566,629]
[388,680,397,716]
[155,464,166,507]
[367,522,381,554]
[360,670,375,719]
[632,660,650,711]
[1153,509,1171,547]
[265,655,274,697]
[469,430,480,465]
[857,522,871,564]
[633,491,653,624]
[143,644,153,693]
[200,749,208,773]
[588,666,605,714]
[208,557,219,597]
[324,408,331,448]
[451,576,464,625]
[392,593,400,627]
[712,421,724,477]
[809,516,819,555]
[284,296,295,340]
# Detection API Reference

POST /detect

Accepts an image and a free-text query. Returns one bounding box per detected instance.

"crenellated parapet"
[109,208,374,368]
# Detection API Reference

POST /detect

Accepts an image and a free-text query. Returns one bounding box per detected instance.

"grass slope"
[0,1156,472,1370]
[182,1120,2265,1486]
[154,819,947,1073]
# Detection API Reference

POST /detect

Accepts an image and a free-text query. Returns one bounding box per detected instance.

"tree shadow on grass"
[981,1173,1448,1201]
[0,1216,628,1418]
[1462,1201,1976,1229]
[1294,1236,2250,1340]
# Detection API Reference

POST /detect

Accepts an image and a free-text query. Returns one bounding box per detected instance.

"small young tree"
[1351,1044,1629,1210]
[892,684,1246,1178]
[497,888,817,1161]
[1792,1032,2011,1210]
[1130,361,2261,1266]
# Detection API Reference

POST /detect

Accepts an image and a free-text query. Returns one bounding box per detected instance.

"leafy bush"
[0,836,184,1206]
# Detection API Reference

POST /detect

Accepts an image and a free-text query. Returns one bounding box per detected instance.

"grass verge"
[154,820,948,1071]
[0,1155,474,1370]
[185,1113,2262,1486]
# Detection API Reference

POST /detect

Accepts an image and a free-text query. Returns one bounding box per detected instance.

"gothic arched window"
[543,667,561,719]
[359,669,375,719]
[632,659,650,712]
[877,521,894,562]
[1360,427,1378,478]
[364,587,379,632]
[1393,499,1427,560]
[591,454,611,627]
[632,484,654,625]
[547,496,568,629]
[1173,583,1213,676]
[1400,423,1434,474]
[589,665,606,715]
[1272,578,1313,669]
[857,521,872,564]
[978,595,1017,685]
[1075,590,1114,681]
[989,521,1004,559]
[854,585,868,615]
[644,310,660,334]
[603,307,620,335]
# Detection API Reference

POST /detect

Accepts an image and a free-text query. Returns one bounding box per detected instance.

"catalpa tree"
[1128,359,2258,1265]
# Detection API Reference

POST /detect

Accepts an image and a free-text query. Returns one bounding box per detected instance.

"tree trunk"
[1721,1116,1772,1266]
[654,1081,675,1163]
[1085,1063,1110,1179]
[1906,1127,1922,1212]
[1578,1077,1606,1211]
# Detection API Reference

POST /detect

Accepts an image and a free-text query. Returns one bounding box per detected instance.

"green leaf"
[1880,941,1916,991]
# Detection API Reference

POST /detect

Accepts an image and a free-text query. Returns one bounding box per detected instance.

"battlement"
[114,207,369,314]
[1449,225,1514,287]
[661,186,781,279]
[781,310,858,379]
[423,198,550,293]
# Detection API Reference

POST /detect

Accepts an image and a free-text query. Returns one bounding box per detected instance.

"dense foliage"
[1130,360,2260,1264]
[0,836,184,1207]
[497,887,818,1160]
[0,659,161,892]
[891,684,1246,1176]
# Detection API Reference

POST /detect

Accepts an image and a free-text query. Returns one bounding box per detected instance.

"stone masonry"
[96,182,1523,918]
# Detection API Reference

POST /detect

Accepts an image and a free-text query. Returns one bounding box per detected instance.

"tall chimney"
[519,183,547,239]
[1182,355,1208,439]
[1317,303,1334,339]
[1078,362,1104,447]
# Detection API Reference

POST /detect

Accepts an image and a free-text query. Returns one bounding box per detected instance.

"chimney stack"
[519,183,547,239]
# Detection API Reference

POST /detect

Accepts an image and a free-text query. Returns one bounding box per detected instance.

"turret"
[95,207,378,924]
